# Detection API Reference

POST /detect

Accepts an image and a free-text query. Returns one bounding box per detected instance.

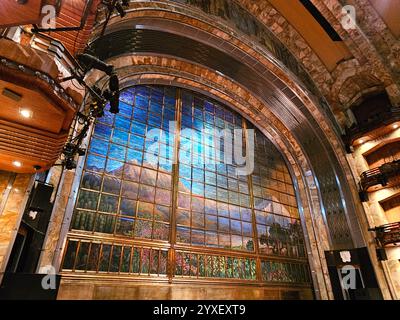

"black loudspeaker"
[22,182,54,233]
[29,182,53,212]
[0,273,61,300]
[376,248,388,261]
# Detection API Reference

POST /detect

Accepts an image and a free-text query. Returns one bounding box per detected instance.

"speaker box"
[23,182,54,232]
[29,182,53,212]
[376,248,387,261]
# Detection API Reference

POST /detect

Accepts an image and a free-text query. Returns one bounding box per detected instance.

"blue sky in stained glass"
[93,123,112,140]
[90,138,108,155]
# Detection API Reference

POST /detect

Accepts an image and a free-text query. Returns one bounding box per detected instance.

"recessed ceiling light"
[359,139,364,144]
[12,160,22,167]
[393,124,398,129]
[19,108,32,118]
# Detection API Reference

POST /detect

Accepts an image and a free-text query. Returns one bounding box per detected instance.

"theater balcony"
[358,160,400,201]
[0,32,83,173]
[0,0,100,173]
[342,92,400,152]
[369,222,400,248]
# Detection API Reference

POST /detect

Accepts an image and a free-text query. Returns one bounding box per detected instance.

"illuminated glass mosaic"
[64,85,310,285]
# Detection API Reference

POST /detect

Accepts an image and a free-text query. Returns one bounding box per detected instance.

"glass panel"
[115,217,134,237]
[102,176,121,195]
[120,247,131,273]
[98,244,111,272]
[110,246,122,272]
[93,123,112,140]
[153,222,169,241]
[62,241,78,269]
[154,205,170,222]
[95,214,115,234]
[86,155,106,173]
[76,190,99,210]
[106,159,124,177]
[176,226,190,244]
[134,219,153,239]
[159,251,168,275]
[119,198,136,217]
[121,181,139,199]
[82,171,102,190]
[131,248,140,273]
[71,210,95,231]
[141,248,150,274]
[87,243,100,271]
[150,249,159,274]
[99,194,118,213]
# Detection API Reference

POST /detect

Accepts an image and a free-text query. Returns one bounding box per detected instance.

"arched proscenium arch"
[88,2,368,252]
[82,54,334,299]
[54,0,390,298]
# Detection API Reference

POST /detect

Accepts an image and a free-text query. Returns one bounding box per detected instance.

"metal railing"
[369,222,400,247]
[343,107,400,150]
[359,159,400,194]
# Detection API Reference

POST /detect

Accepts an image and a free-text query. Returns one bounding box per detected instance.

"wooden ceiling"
[0,37,79,173]
[0,0,43,28]
[0,81,67,133]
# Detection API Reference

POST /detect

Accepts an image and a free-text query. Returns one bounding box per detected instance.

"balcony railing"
[343,107,400,151]
[369,222,400,247]
[359,160,400,200]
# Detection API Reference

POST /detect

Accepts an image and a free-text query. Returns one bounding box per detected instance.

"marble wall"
[0,172,33,280]
[57,278,314,300]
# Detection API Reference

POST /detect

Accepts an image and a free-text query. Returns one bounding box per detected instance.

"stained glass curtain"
[62,86,311,285]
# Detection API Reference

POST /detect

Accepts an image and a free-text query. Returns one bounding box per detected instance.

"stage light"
[109,73,119,92]
[115,1,127,17]
[109,92,120,114]
[65,158,77,170]
[77,148,86,156]
[76,54,114,75]
[12,160,22,167]
[19,108,32,118]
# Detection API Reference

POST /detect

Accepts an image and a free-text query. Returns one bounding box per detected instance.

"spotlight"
[103,88,120,115]
[115,1,127,17]
[109,73,119,92]
[19,108,32,118]
[12,160,22,167]
[76,54,114,75]
[109,92,120,114]
[65,158,77,170]
[90,100,105,118]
